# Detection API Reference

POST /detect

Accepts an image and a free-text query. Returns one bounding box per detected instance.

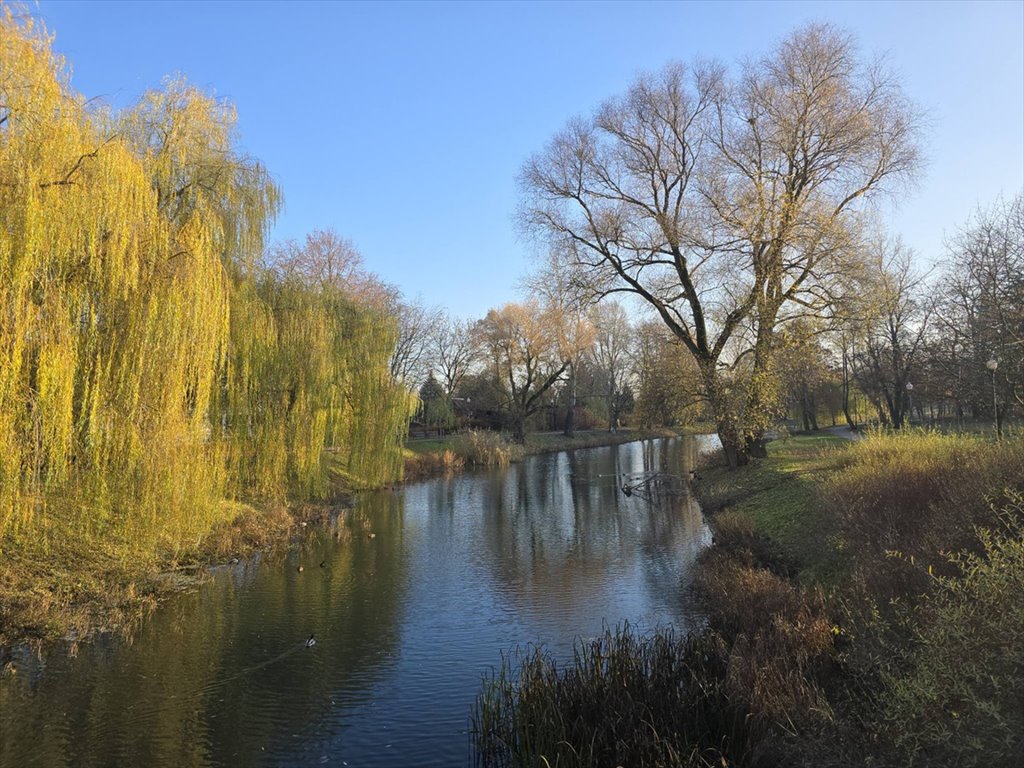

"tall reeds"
[472,625,738,768]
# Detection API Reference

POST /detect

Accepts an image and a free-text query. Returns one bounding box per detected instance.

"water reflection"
[0,437,712,767]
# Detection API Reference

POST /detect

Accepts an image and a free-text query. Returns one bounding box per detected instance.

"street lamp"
[905,381,914,427]
[986,358,1000,440]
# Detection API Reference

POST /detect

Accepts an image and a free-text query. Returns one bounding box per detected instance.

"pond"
[0,436,714,767]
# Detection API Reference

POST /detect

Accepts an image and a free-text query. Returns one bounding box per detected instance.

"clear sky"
[35,0,1024,319]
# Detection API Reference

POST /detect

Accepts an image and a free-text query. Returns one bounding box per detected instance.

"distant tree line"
[776,195,1023,434]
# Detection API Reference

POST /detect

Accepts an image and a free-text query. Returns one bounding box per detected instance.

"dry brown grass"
[403,449,466,481]
[823,431,1024,601]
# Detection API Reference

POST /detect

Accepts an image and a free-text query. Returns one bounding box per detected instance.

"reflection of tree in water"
[479,438,709,628]
[0,438,716,767]
[633,438,715,616]
[0,502,410,768]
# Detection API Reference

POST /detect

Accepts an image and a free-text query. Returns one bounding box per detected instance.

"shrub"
[697,553,835,737]
[452,430,522,468]
[822,431,1024,601]
[873,495,1024,767]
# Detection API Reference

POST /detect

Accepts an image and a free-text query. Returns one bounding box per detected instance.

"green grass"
[404,438,454,456]
[697,434,851,584]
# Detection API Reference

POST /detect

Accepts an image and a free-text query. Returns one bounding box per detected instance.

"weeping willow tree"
[0,9,413,564]
[216,272,414,500]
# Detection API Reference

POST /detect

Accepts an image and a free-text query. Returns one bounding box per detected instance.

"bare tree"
[388,295,444,392]
[589,301,634,431]
[524,251,596,437]
[473,301,569,442]
[520,24,921,465]
[269,229,392,304]
[272,229,362,286]
[431,312,476,396]
[937,194,1023,425]
[852,239,932,428]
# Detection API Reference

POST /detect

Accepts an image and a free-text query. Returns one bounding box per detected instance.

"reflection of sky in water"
[0,437,712,768]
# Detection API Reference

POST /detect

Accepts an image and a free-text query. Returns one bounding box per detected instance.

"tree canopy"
[0,10,414,559]
[520,23,921,464]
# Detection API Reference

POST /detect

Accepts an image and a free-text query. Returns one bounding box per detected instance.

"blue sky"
[36,0,1024,319]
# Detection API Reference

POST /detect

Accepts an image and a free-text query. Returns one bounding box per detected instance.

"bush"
[873,494,1024,767]
[823,431,1024,600]
[451,430,522,468]
[697,552,835,738]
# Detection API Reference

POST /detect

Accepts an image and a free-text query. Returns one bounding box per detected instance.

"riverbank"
[1,428,684,650]
[404,426,685,480]
[0,500,349,650]
[474,430,1024,766]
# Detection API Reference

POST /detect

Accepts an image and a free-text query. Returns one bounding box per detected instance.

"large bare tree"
[520,24,921,465]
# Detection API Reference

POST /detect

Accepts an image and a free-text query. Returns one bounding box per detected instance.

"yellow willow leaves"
[0,10,413,558]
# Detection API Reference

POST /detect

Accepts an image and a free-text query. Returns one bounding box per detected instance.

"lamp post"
[904,382,913,428]
[986,358,1000,440]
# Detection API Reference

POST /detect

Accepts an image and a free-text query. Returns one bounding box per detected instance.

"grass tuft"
[472,624,738,768]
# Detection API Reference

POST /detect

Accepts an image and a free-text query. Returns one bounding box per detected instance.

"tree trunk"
[702,363,750,468]
[511,416,527,444]
[719,420,750,467]
[842,398,857,430]
[801,387,812,431]
[741,316,777,453]
[841,346,857,430]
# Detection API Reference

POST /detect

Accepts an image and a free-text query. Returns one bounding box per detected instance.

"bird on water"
[306,634,317,648]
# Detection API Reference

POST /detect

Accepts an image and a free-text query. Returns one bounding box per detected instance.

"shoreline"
[403,426,693,480]
[0,428,690,653]
[0,500,351,652]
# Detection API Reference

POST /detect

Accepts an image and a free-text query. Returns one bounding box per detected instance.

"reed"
[472,625,744,768]
[452,430,522,468]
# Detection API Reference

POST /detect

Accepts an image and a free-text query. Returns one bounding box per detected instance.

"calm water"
[0,436,713,767]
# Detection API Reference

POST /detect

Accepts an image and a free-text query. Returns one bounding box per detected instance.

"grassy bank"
[0,500,350,649]
[404,427,683,480]
[473,431,1024,767]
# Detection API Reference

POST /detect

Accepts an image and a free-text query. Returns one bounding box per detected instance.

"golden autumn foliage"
[0,9,414,570]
